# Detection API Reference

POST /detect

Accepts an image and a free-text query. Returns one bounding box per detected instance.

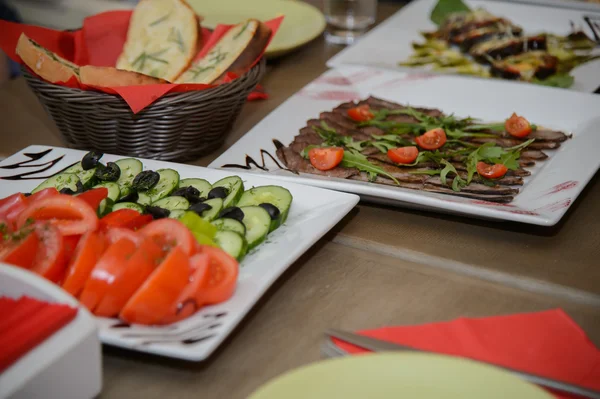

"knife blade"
[325,328,600,399]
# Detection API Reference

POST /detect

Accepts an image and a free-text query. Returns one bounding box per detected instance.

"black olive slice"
[171,186,201,203]
[81,151,103,170]
[132,170,160,191]
[146,206,170,219]
[117,191,139,203]
[259,203,280,220]
[207,187,228,199]
[218,207,244,222]
[188,202,212,215]
[94,162,121,182]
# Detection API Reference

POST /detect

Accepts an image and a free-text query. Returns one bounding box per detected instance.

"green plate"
[248,353,553,399]
[186,0,326,58]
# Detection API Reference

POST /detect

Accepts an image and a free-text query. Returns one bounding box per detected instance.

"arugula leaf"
[532,73,575,89]
[445,129,496,139]
[440,160,466,191]
[465,139,535,183]
[430,0,471,26]
[341,150,400,185]
[464,123,506,132]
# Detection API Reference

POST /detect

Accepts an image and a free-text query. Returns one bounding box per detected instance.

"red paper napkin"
[0,13,282,113]
[0,296,78,373]
[332,309,600,399]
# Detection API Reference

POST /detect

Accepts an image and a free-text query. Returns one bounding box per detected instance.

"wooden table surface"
[1,1,599,398]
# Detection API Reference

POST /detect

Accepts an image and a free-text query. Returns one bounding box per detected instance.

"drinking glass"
[324,0,377,45]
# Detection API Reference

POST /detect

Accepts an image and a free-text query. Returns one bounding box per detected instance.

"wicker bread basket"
[21,58,265,162]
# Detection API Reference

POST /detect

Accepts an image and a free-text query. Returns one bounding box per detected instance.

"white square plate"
[0,145,359,361]
[326,0,600,92]
[209,65,600,226]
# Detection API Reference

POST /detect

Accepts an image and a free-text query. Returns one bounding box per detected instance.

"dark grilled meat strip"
[423,186,515,203]
[520,150,548,160]
[490,51,558,80]
[452,24,524,51]
[470,35,547,63]
[349,173,425,190]
[471,137,560,150]
[306,118,372,141]
[426,177,519,195]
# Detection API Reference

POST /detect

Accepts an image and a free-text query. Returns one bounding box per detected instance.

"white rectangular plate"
[326,0,600,92]
[209,65,600,226]
[0,145,359,361]
[486,0,600,13]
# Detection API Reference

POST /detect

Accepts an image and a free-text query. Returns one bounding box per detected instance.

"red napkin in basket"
[0,296,78,373]
[332,309,600,398]
[0,13,283,113]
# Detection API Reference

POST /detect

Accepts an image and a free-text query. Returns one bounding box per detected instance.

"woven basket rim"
[20,59,265,109]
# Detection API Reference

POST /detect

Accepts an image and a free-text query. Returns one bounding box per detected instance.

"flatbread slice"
[116,0,200,82]
[79,65,166,87]
[16,33,80,83]
[175,19,271,84]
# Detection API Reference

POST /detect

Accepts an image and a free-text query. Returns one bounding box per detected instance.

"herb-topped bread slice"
[175,19,271,84]
[16,33,80,83]
[116,0,200,82]
[79,65,167,87]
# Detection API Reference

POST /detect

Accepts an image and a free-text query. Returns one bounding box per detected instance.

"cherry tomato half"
[347,104,374,122]
[17,194,98,236]
[308,147,344,171]
[99,209,152,231]
[387,146,419,164]
[476,162,508,179]
[415,128,447,150]
[505,113,532,138]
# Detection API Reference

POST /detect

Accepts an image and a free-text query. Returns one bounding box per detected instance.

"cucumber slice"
[169,209,186,220]
[214,230,248,261]
[179,178,212,198]
[97,198,114,217]
[212,218,246,236]
[93,182,120,202]
[31,173,80,194]
[236,186,293,232]
[137,168,180,206]
[112,202,145,213]
[239,206,271,249]
[115,158,143,199]
[60,162,97,189]
[199,198,223,222]
[91,182,120,217]
[211,176,244,208]
[152,196,190,211]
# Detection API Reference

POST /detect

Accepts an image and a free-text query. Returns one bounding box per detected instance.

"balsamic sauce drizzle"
[584,15,600,44]
[220,139,296,174]
[0,149,69,180]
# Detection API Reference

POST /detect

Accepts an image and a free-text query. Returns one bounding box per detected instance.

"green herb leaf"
[341,150,400,185]
[430,0,471,26]
[440,159,465,191]
[532,73,575,89]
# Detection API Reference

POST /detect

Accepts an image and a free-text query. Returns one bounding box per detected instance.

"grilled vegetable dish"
[400,0,600,88]
[275,96,571,203]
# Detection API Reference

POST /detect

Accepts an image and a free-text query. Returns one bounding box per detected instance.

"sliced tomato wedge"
[201,246,239,305]
[0,193,27,216]
[309,147,344,171]
[30,223,67,283]
[139,218,195,256]
[505,113,532,138]
[16,194,98,236]
[27,187,59,203]
[94,237,165,318]
[347,104,374,122]
[76,187,108,211]
[99,209,153,231]
[62,231,106,297]
[79,237,138,311]
[415,128,447,150]
[105,227,143,246]
[387,146,419,164]
[120,247,190,325]
[476,162,508,179]
[0,227,39,269]
[62,235,81,261]
[160,253,210,324]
